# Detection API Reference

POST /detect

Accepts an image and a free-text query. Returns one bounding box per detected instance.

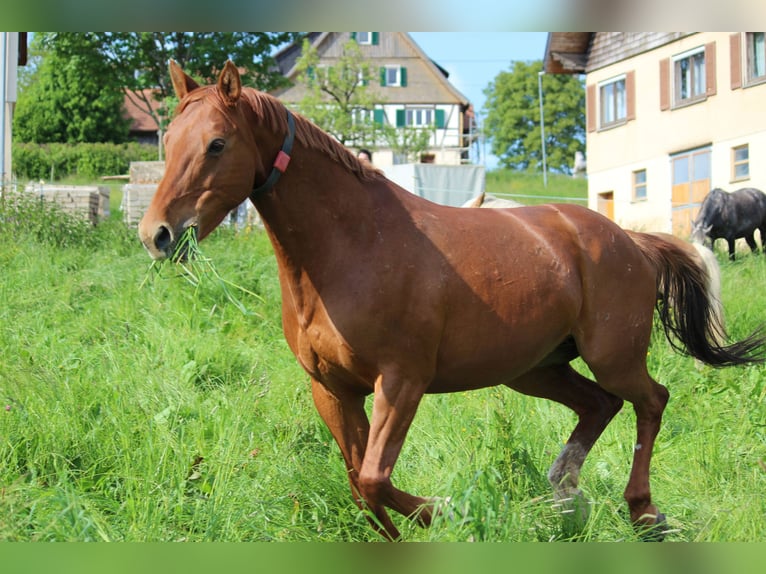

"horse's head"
[138,60,268,259]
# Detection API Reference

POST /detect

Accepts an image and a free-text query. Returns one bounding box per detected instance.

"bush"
[12,142,157,181]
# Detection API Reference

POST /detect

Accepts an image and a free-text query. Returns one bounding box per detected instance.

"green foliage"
[293,36,433,161]
[379,124,432,164]
[483,60,585,174]
[13,35,131,144]
[35,32,301,136]
[294,38,379,147]
[12,142,156,180]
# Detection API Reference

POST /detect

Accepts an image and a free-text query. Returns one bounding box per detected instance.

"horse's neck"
[252,143,384,269]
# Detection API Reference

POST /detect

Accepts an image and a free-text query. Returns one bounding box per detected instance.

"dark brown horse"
[139,61,766,540]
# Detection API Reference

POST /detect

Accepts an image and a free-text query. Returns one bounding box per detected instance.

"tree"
[293,37,378,147]
[483,60,585,174]
[14,35,131,143]
[31,32,301,138]
[293,36,432,161]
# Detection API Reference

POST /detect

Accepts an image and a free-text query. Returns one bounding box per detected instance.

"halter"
[250,108,296,199]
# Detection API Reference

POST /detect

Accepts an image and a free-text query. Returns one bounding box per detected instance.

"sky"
[408,32,549,169]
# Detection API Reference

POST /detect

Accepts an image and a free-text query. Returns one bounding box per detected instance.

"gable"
[271,32,470,106]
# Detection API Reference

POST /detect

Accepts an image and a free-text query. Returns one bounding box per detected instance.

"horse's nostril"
[154,225,173,253]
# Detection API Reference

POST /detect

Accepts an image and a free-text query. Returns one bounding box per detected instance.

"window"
[406,108,433,127]
[747,32,766,84]
[352,108,376,125]
[632,169,647,201]
[732,144,750,181]
[599,76,627,127]
[380,66,407,87]
[395,108,445,128]
[352,32,379,45]
[588,71,634,132]
[673,48,706,105]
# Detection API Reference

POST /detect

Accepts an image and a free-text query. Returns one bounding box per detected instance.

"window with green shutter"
[353,32,379,45]
[380,66,407,87]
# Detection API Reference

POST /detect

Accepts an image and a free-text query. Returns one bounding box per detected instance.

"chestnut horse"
[139,61,765,540]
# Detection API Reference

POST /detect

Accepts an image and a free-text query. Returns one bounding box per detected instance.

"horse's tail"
[627,231,766,367]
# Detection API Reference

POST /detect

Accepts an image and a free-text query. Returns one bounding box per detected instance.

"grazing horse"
[690,187,766,260]
[138,61,766,541]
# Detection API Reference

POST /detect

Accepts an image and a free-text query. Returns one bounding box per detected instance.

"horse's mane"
[176,86,382,183]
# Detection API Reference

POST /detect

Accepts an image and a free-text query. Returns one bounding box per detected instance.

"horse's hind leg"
[745,233,758,254]
[509,365,624,517]
[588,358,670,535]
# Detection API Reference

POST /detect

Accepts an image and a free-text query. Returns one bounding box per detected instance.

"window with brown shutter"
[671,47,708,107]
[596,73,634,129]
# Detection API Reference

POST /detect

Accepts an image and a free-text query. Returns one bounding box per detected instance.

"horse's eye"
[207,138,226,155]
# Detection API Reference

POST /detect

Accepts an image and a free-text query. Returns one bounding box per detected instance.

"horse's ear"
[217,60,242,107]
[169,59,199,99]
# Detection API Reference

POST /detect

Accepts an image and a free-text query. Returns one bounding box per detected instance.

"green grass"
[0,182,764,541]
[485,170,588,206]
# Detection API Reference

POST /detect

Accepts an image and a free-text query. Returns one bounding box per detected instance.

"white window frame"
[356,32,373,45]
[598,74,627,128]
[352,108,375,125]
[405,107,434,127]
[632,169,647,202]
[731,144,750,182]
[746,32,766,85]
[672,47,706,106]
[384,65,402,87]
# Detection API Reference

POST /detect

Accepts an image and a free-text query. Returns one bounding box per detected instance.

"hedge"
[12,142,158,181]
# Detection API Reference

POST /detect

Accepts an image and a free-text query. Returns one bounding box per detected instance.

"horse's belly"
[428,317,578,393]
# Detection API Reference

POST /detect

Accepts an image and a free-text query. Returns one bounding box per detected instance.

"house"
[544,32,766,236]
[272,32,478,167]
[123,89,162,145]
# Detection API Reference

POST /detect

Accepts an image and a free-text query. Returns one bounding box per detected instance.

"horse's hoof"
[426,496,456,522]
[637,512,668,542]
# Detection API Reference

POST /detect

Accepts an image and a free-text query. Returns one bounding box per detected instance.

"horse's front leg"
[357,366,434,540]
[310,379,371,515]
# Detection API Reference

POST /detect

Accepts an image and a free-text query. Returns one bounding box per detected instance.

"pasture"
[1,180,765,542]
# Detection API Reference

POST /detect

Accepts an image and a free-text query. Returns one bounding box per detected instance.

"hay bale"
[122,183,157,227]
[25,184,109,225]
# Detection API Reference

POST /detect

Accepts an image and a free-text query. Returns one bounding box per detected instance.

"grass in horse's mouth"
[140,225,263,315]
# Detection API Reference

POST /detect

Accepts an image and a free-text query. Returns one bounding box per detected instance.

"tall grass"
[0,188,764,541]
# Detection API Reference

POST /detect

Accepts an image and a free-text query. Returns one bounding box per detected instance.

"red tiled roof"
[123,89,161,133]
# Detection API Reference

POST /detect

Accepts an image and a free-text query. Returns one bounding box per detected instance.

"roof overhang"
[543,33,592,74]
